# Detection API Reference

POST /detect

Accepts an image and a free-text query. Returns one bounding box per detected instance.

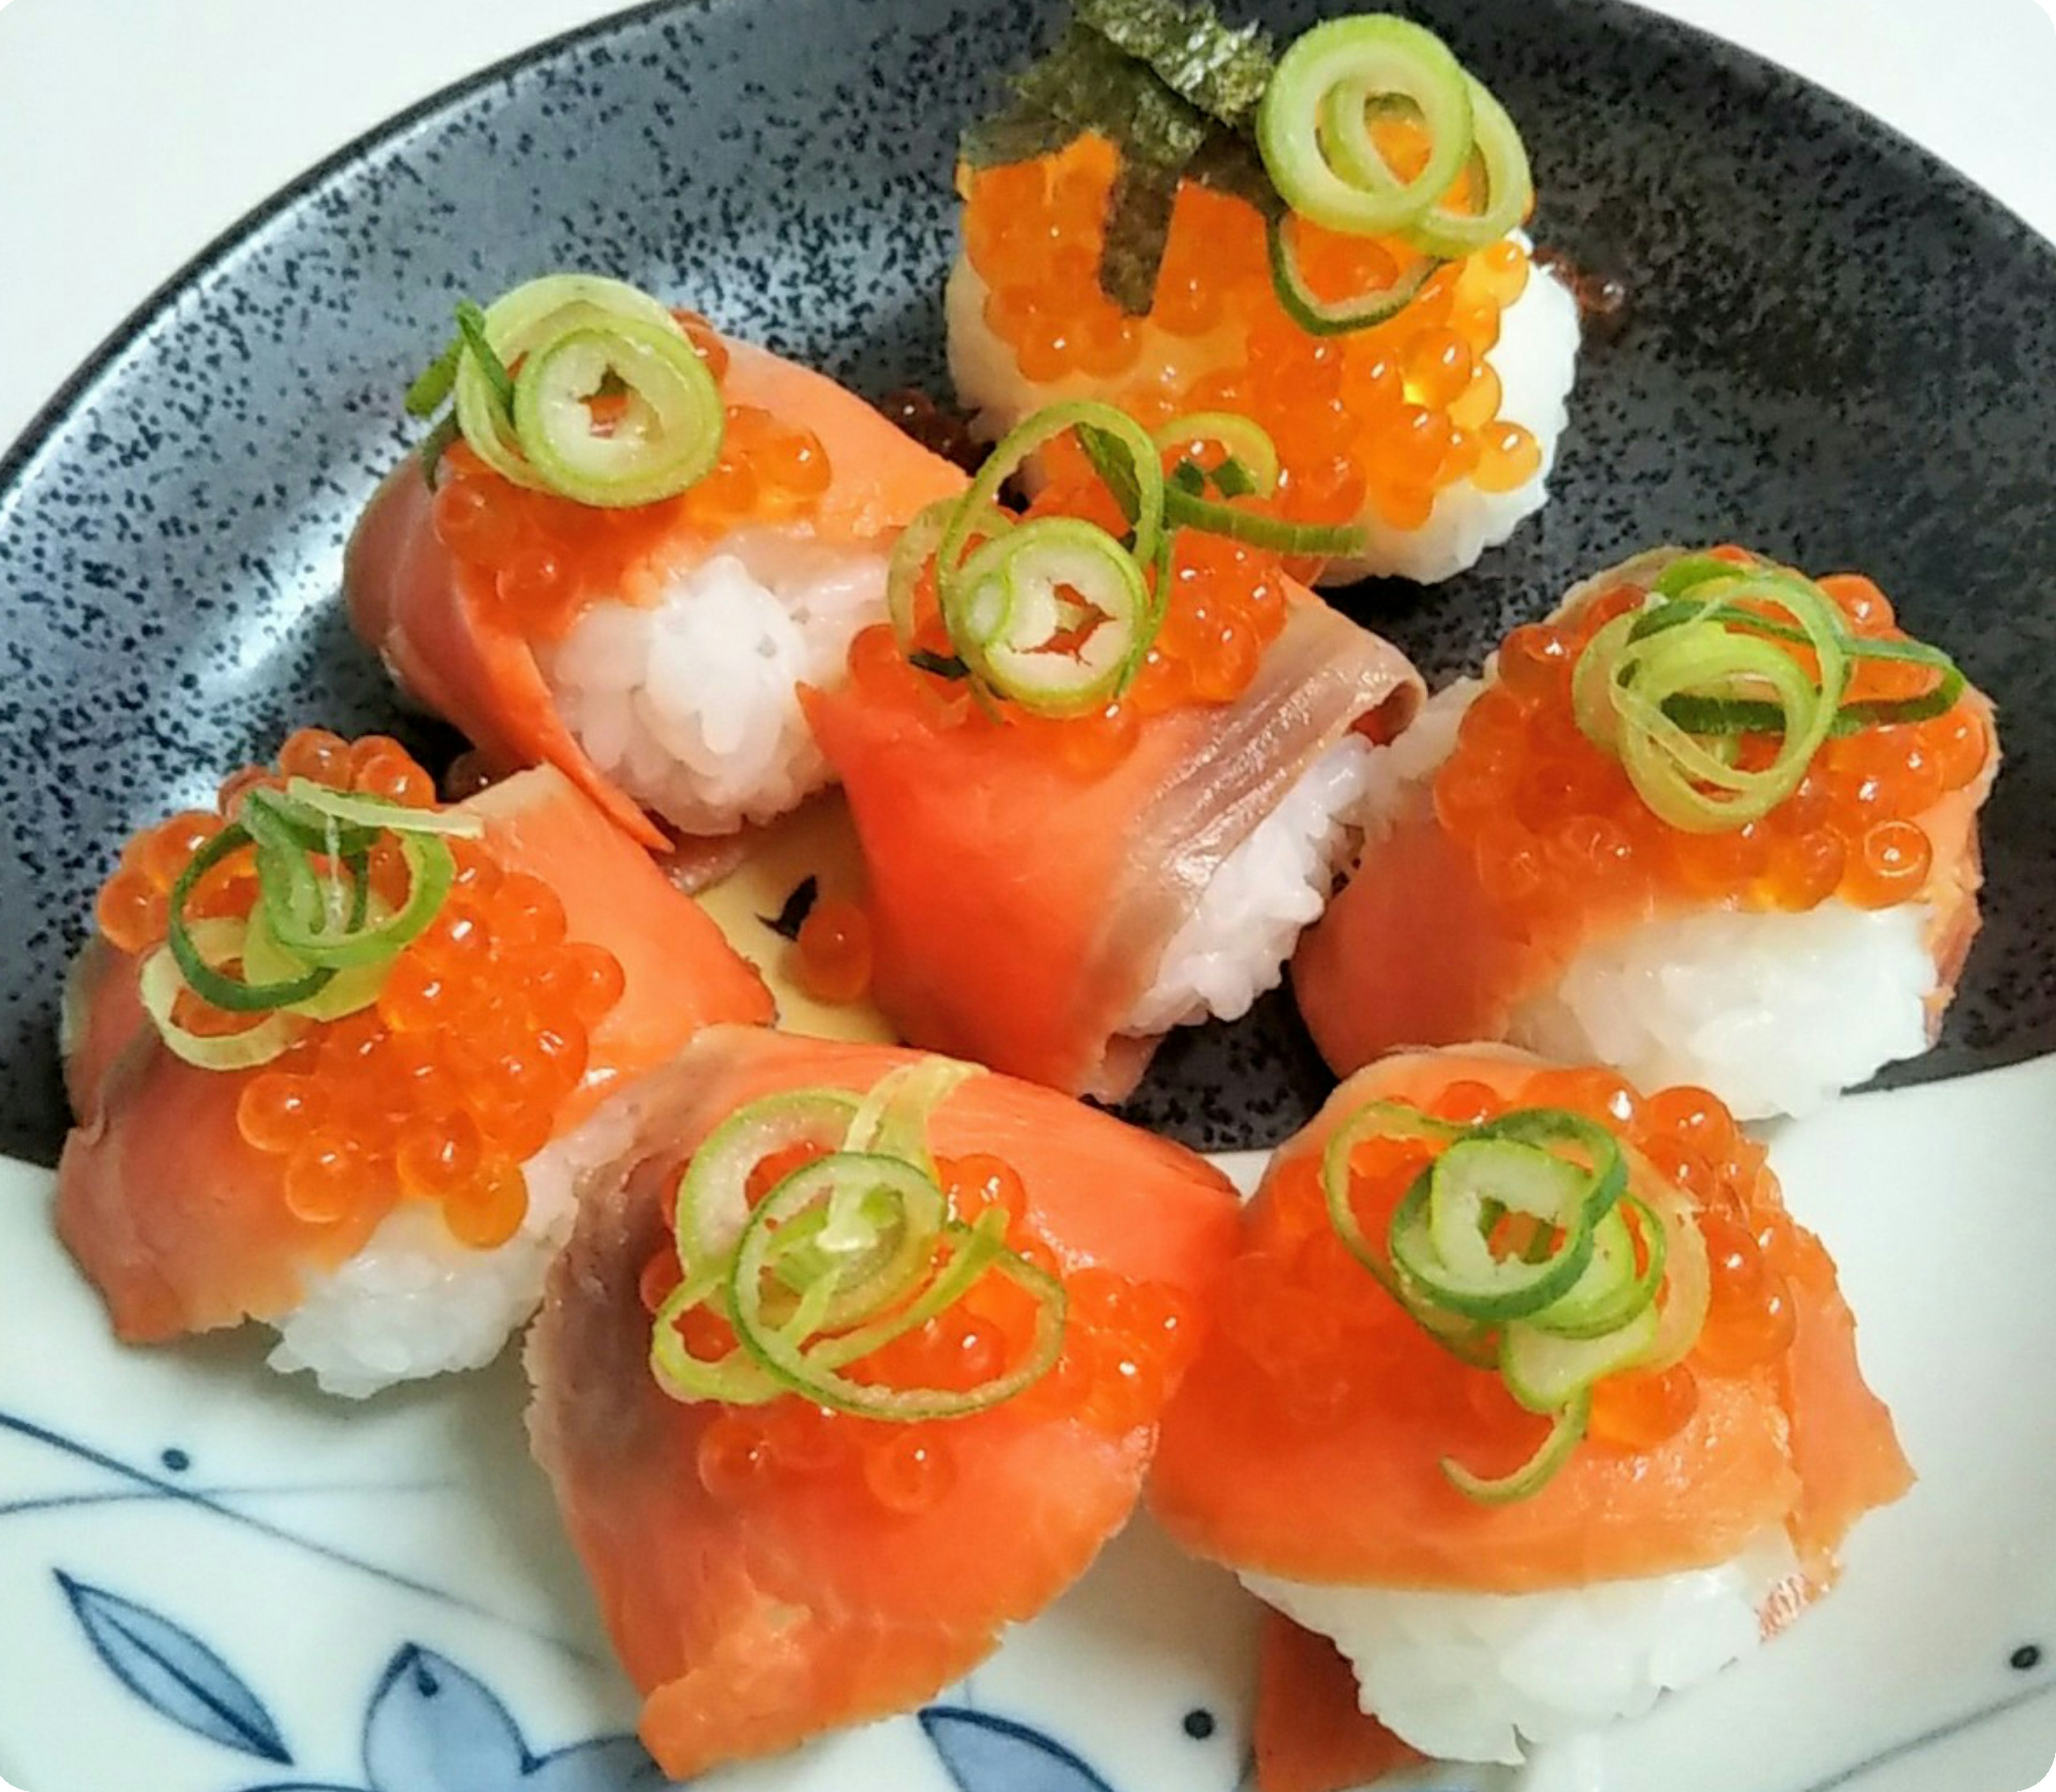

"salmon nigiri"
[1151,1047,1911,1785]
[803,400,1423,1100]
[347,274,967,850]
[524,1026,1239,1778]
[1295,547,1997,1119]
[61,730,771,1395]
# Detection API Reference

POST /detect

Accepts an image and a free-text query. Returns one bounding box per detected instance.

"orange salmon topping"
[641,1138,1195,1511]
[961,135,1543,532]
[1233,1072,1825,1468]
[792,896,873,1005]
[425,315,832,642]
[93,729,625,1249]
[1431,567,1989,936]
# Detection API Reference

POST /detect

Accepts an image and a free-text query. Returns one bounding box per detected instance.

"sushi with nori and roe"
[524,1027,1238,1778]
[948,2,1579,584]
[1148,1046,1912,1787]
[61,731,771,1395]
[1294,547,1997,1118]
[801,399,1423,1099]
[347,274,966,849]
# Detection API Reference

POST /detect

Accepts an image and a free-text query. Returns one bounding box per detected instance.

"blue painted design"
[920,1706,1116,1792]
[238,1645,675,1792]
[162,1447,192,1472]
[55,1570,292,1764]
[359,1647,671,1792]
[1,1407,595,1660]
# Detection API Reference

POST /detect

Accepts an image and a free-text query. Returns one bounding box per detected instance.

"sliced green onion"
[1442,1394,1589,1504]
[1402,79,1533,259]
[426,273,723,509]
[140,921,306,1071]
[1573,559,1967,833]
[143,761,480,1063]
[1320,1096,1689,1505]
[650,1062,1068,1424]
[904,403,1168,716]
[1267,210,1435,337]
[1258,17,1475,238]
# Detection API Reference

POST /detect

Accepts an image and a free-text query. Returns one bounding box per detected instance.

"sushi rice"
[1350,682,1934,1118]
[540,529,890,837]
[267,1098,644,1398]
[1241,1528,1802,1768]
[1124,735,1379,1036]
[946,236,1582,586]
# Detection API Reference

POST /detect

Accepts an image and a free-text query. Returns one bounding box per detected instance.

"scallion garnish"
[1320,1101,1707,1504]
[651,1060,1067,1421]
[406,273,725,509]
[141,782,484,1071]
[1570,555,1968,833]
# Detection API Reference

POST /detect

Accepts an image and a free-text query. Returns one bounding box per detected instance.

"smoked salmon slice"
[524,1026,1239,1778]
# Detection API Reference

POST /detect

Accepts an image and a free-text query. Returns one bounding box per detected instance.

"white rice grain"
[1123,735,1378,1037]
[1241,1530,1800,1767]
[265,1098,642,1398]
[541,529,888,837]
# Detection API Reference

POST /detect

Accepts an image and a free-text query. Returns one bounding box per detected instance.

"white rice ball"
[540,528,888,837]
[946,236,1581,586]
[1124,735,1380,1037]
[264,1098,642,1398]
[1241,1530,1801,1767]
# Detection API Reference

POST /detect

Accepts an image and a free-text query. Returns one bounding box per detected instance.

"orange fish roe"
[649,1139,1195,1510]
[962,136,1543,533]
[844,502,1290,780]
[1234,1073,1827,1466]
[1430,569,1988,941]
[792,897,873,1005]
[426,314,833,642]
[95,729,626,1250]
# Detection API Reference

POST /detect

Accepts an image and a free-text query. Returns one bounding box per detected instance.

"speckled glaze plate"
[1,1,2055,1790]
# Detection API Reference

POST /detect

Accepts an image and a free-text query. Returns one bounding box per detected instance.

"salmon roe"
[654,1137,1195,1510]
[1233,1071,1833,1468]
[1429,561,1986,941]
[96,730,626,1249]
[962,135,1544,535]
[791,896,873,1005]
[844,499,1291,780]
[427,314,832,642]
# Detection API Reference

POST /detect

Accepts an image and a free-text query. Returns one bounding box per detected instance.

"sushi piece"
[1295,547,1997,1118]
[801,401,1423,1099]
[347,274,967,849]
[1150,1047,1913,1782]
[948,4,1579,585]
[59,730,772,1395]
[524,1026,1239,1777]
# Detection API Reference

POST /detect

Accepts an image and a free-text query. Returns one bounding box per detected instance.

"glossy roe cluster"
[1433,564,1989,936]
[95,730,626,1250]
[963,136,1545,533]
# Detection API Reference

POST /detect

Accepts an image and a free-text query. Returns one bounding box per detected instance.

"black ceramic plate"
[2,0,2052,1164]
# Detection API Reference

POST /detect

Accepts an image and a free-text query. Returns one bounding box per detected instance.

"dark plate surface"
[2,0,2052,1162]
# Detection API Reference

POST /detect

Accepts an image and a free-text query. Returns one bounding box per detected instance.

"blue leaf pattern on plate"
[364,1645,674,1792]
[55,1569,293,1764]
[920,1706,1116,1792]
